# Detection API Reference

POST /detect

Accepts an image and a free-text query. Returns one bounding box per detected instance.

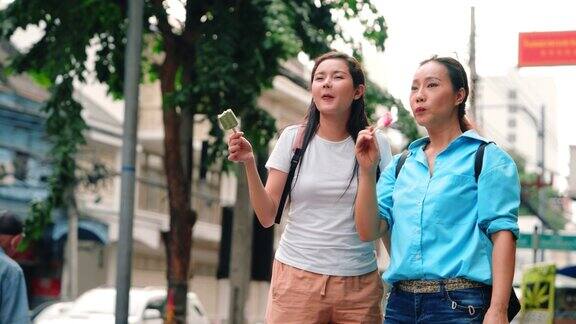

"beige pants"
[265,260,383,324]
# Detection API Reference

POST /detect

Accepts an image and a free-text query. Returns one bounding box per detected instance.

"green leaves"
[19,200,53,251]
[1,0,404,248]
[330,0,387,52]
[17,77,88,245]
[364,81,419,147]
[1,0,127,93]
[363,16,387,50]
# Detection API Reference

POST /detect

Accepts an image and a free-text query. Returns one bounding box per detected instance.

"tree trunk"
[180,108,193,198]
[228,166,253,324]
[160,38,197,324]
[65,188,78,300]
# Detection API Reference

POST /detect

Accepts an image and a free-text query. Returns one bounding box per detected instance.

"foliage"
[20,77,87,248]
[364,81,419,146]
[1,0,396,227]
[2,0,401,321]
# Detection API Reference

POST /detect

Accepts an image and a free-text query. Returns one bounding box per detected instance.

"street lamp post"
[115,0,144,323]
[537,105,546,261]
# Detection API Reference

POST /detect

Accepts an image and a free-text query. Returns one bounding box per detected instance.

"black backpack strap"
[394,141,494,181]
[395,150,409,178]
[274,148,302,224]
[274,125,305,224]
[474,142,494,182]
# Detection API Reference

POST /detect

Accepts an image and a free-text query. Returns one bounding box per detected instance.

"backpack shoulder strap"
[275,124,306,224]
[394,141,495,183]
[395,150,409,179]
[291,124,306,151]
[474,141,494,182]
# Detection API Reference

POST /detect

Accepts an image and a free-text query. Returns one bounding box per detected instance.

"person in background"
[355,56,519,323]
[0,212,30,324]
[227,51,392,323]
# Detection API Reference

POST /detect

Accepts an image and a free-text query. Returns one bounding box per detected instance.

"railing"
[136,170,222,225]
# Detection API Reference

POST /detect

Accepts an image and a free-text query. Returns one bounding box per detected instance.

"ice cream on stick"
[218,109,239,132]
[371,111,393,134]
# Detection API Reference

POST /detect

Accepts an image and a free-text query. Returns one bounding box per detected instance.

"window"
[13,151,29,181]
[199,140,209,180]
[508,119,517,128]
[507,133,516,143]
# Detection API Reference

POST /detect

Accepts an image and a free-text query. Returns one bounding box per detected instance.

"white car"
[32,301,74,322]
[34,287,210,324]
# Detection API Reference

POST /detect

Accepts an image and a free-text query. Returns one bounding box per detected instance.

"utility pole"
[532,225,539,264]
[228,166,253,324]
[469,6,479,126]
[114,0,144,323]
[537,104,546,262]
[504,95,547,260]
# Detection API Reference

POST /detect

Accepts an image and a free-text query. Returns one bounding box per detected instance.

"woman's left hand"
[355,127,380,173]
[482,307,508,324]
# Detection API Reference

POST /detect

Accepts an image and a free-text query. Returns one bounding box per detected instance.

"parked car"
[31,300,73,322]
[33,286,210,324]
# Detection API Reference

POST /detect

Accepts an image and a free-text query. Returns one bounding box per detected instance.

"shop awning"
[52,217,108,244]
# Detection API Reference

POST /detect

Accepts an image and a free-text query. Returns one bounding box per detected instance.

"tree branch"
[181,0,208,47]
[151,0,177,41]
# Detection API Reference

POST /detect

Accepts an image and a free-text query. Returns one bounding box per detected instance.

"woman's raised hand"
[355,127,380,173]
[228,131,254,163]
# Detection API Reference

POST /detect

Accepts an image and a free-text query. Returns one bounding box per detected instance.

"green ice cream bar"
[218,109,239,130]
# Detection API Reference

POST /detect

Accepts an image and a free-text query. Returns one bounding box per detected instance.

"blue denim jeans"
[384,284,491,323]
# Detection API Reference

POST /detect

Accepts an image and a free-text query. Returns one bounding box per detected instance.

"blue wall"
[0,91,51,215]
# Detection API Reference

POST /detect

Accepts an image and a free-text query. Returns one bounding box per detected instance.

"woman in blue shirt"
[355,56,520,323]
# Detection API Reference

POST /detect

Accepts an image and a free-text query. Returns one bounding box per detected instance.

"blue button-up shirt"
[377,130,520,285]
[0,247,30,324]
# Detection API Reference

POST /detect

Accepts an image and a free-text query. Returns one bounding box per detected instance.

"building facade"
[476,72,559,183]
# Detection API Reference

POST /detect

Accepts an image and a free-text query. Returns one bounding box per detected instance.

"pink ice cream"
[376,111,393,129]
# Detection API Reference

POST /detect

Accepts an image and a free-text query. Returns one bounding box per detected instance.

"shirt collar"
[408,129,489,151]
[461,129,489,143]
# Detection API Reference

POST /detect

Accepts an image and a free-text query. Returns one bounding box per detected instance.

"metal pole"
[538,105,546,262]
[115,0,144,323]
[468,6,478,125]
[532,225,539,264]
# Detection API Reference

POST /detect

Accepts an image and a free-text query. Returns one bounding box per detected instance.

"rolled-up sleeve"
[377,154,400,227]
[477,159,520,239]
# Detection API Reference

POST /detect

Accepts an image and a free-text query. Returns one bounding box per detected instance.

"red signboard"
[518,31,576,67]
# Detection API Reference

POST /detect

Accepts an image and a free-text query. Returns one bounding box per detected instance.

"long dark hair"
[420,56,472,132]
[293,51,370,197]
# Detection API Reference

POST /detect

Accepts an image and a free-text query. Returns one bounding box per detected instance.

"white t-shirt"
[266,125,392,276]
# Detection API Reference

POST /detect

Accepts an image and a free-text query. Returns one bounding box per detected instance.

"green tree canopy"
[1,0,412,322]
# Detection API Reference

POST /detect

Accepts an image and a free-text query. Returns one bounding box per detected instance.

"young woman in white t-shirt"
[227,51,392,323]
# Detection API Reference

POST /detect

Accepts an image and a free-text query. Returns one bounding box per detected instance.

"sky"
[365,1,575,139]
[358,1,576,189]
